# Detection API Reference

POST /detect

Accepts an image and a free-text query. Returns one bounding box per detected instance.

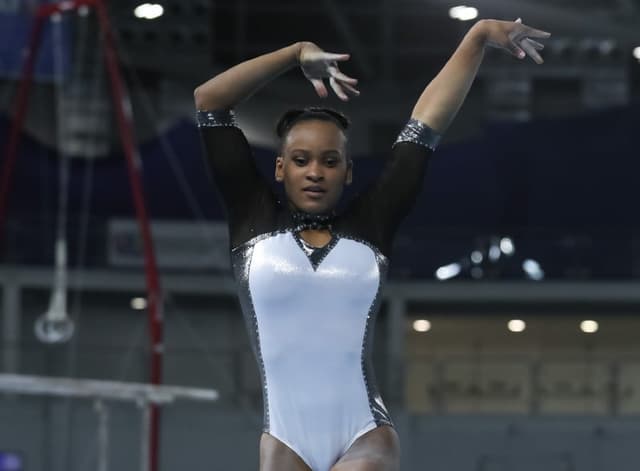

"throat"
[298,229,332,249]
[290,208,335,232]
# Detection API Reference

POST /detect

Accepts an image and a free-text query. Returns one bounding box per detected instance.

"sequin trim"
[231,245,270,431]
[231,229,393,429]
[291,210,334,232]
[360,254,394,427]
[231,229,389,266]
[196,109,238,128]
[393,118,441,151]
[292,232,340,271]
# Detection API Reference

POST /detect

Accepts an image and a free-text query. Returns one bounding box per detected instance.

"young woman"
[194,18,549,471]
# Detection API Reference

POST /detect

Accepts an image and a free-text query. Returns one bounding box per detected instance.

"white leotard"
[197,109,438,470]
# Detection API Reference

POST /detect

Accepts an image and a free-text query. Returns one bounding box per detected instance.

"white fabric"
[248,233,383,471]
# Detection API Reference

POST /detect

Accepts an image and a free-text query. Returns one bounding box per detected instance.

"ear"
[345,160,353,186]
[275,156,284,182]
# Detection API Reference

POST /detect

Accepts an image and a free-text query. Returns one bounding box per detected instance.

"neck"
[290,206,335,231]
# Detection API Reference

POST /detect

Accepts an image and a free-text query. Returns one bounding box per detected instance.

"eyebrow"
[288,149,342,155]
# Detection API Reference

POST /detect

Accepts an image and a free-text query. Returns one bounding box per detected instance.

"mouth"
[302,185,327,194]
[302,186,326,198]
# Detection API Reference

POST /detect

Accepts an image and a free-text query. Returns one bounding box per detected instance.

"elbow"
[193,85,223,110]
[193,86,207,111]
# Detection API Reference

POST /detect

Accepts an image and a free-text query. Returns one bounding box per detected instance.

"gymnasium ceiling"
[108,0,640,86]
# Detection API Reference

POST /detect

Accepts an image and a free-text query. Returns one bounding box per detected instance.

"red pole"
[93,2,164,471]
[0,14,46,250]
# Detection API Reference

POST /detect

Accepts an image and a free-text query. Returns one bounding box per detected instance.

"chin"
[292,198,335,215]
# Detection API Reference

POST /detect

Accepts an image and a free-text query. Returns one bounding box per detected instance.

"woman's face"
[275,119,352,214]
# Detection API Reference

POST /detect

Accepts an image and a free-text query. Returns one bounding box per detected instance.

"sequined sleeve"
[197,109,277,248]
[393,118,441,152]
[196,109,239,128]
[343,119,436,257]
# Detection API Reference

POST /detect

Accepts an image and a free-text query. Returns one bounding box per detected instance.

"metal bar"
[4,266,640,304]
[1,281,20,373]
[139,402,151,471]
[94,399,110,471]
[0,374,219,403]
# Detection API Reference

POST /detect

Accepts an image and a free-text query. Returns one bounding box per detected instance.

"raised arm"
[193,42,359,110]
[353,19,550,255]
[411,18,550,133]
[194,43,359,248]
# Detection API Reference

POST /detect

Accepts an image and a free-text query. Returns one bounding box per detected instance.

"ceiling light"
[449,6,479,21]
[413,319,431,332]
[508,319,526,333]
[131,297,148,310]
[435,262,461,280]
[500,237,514,255]
[488,244,501,261]
[522,259,544,281]
[470,250,483,264]
[580,320,599,334]
[134,3,164,20]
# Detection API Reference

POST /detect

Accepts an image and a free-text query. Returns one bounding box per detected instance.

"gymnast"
[194,17,549,471]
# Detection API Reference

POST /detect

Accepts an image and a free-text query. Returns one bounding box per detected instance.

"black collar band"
[291,210,334,231]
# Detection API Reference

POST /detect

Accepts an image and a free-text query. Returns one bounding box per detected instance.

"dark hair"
[276,107,350,140]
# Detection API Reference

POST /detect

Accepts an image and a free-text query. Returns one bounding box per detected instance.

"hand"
[297,42,360,101]
[479,18,551,64]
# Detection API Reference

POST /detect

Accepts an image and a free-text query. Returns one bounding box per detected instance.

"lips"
[303,185,326,193]
[303,186,326,199]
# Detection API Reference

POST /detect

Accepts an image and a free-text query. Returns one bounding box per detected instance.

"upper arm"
[347,119,439,253]
[197,110,277,246]
[368,142,433,234]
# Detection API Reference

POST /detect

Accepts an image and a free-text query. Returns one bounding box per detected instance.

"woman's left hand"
[478,18,551,64]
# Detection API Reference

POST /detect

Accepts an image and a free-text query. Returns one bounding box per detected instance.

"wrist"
[467,19,490,47]
[294,41,311,64]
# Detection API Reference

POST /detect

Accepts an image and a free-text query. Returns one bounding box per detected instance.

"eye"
[325,158,338,167]
[292,156,306,166]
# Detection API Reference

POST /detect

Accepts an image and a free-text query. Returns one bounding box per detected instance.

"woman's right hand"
[297,42,360,101]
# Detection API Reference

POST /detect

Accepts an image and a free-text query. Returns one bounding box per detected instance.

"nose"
[306,161,324,182]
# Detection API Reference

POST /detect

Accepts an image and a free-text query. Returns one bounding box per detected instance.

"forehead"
[283,119,346,151]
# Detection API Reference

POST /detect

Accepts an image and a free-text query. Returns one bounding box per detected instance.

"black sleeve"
[197,110,277,248]
[344,119,440,257]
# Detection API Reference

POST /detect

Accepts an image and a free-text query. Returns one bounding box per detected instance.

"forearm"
[194,42,303,110]
[411,21,488,134]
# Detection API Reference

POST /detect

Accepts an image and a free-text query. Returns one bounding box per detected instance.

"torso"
[231,226,393,470]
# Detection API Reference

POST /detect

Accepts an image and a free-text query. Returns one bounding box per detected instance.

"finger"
[339,80,360,97]
[329,76,349,101]
[520,38,544,64]
[328,66,358,85]
[322,52,351,62]
[310,78,328,98]
[525,38,545,51]
[523,26,551,39]
[507,39,526,59]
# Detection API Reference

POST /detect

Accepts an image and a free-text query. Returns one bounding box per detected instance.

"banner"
[107,219,232,271]
[0,1,72,81]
